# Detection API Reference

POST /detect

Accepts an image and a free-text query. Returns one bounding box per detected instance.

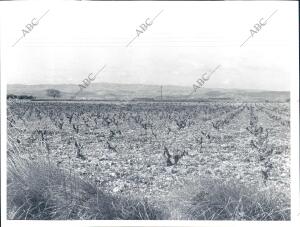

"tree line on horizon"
[7,89,62,100]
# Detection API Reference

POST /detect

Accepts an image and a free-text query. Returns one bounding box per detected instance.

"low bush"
[169,177,290,220]
[7,155,165,220]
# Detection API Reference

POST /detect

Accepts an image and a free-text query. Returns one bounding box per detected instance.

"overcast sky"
[0,1,298,91]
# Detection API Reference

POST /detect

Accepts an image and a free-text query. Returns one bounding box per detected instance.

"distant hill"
[7,83,290,102]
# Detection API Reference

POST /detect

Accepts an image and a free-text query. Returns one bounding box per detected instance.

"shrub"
[169,177,290,220]
[46,89,61,99]
[7,94,35,100]
[7,94,18,99]
[7,155,165,220]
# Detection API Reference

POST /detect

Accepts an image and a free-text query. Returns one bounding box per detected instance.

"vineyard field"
[7,100,290,220]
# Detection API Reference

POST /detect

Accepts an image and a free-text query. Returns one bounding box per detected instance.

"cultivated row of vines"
[7,101,290,197]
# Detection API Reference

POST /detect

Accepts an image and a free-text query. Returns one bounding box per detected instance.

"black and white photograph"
[0,0,299,226]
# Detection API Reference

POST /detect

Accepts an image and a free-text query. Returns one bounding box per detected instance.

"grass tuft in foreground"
[7,154,290,220]
[169,177,290,220]
[7,155,166,220]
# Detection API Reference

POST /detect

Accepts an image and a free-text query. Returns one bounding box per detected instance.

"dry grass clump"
[7,155,165,220]
[7,154,289,220]
[169,177,290,220]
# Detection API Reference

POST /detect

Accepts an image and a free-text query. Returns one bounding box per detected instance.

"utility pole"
[160,85,163,101]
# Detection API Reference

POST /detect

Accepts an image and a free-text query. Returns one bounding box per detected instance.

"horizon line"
[7,82,290,93]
